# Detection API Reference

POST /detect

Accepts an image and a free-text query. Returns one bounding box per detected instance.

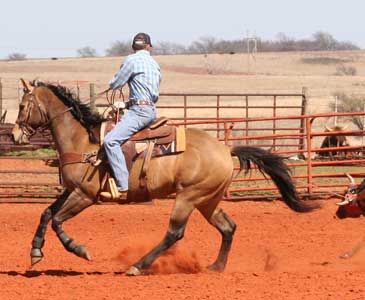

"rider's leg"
[103,105,156,191]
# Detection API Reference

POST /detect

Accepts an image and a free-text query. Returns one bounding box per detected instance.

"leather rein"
[19,88,109,169]
[19,91,73,139]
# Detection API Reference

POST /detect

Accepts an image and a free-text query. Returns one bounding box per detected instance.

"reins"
[19,91,73,139]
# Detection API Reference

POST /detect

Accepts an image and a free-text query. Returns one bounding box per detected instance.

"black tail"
[231,146,317,212]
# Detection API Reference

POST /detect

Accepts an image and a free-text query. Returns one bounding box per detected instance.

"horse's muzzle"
[11,123,29,144]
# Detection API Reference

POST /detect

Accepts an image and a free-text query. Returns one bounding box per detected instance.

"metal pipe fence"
[1,82,363,201]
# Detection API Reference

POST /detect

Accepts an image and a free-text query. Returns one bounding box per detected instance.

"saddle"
[98,117,186,201]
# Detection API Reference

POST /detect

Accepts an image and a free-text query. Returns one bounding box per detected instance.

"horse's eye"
[351,190,357,194]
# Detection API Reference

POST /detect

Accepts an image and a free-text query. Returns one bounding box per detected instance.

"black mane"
[35,81,106,143]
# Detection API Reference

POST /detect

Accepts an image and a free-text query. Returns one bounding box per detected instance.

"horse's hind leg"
[30,189,70,266]
[199,206,236,272]
[51,188,94,261]
[125,200,194,276]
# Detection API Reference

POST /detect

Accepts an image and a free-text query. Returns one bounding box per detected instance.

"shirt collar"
[135,50,151,56]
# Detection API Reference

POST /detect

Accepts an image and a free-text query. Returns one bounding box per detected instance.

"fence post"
[89,83,95,110]
[299,87,308,151]
[305,117,313,195]
[334,95,338,126]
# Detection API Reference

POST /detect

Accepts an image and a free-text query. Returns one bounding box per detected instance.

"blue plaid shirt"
[109,50,161,103]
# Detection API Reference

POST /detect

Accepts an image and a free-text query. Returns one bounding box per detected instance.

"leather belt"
[129,100,154,106]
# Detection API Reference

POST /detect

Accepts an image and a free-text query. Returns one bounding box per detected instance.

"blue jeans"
[103,105,156,191]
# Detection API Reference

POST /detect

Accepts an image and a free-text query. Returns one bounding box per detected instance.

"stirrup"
[100,190,128,200]
[100,178,127,201]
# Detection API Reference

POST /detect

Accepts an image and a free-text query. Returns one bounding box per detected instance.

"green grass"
[0,148,57,157]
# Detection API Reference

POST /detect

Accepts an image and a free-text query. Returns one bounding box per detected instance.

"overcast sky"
[1,0,364,58]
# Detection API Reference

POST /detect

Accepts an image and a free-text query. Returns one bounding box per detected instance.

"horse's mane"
[34,81,106,143]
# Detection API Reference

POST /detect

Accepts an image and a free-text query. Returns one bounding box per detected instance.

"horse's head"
[12,79,48,144]
[336,173,365,219]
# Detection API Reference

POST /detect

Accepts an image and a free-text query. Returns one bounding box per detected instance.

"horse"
[12,79,317,276]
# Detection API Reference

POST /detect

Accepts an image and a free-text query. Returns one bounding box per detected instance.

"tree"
[7,53,26,61]
[313,31,336,50]
[153,41,186,55]
[77,46,97,57]
[105,41,131,57]
[188,36,219,54]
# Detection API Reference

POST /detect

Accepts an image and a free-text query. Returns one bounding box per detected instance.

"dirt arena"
[1,195,365,299]
[1,51,365,299]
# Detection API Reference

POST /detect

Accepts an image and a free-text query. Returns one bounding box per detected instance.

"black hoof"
[207,263,225,272]
[74,245,92,260]
[30,248,43,266]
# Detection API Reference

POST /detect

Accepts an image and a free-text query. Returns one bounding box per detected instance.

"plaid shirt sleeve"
[109,57,133,90]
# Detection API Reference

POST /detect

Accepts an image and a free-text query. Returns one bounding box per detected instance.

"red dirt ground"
[1,159,365,299]
[1,199,365,300]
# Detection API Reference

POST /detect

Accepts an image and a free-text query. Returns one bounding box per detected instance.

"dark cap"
[132,32,152,48]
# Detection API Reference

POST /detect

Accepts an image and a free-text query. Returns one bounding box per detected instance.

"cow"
[336,173,364,219]
[335,173,365,259]
[317,125,351,159]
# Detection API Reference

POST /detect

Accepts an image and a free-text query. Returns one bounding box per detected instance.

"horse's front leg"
[51,188,94,261]
[31,189,70,266]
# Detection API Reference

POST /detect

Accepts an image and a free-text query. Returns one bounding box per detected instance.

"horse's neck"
[49,108,93,155]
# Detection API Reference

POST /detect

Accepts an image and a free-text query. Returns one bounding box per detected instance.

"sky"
[0,0,364,59]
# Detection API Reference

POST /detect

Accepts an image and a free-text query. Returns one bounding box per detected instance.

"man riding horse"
[101,32,161,200]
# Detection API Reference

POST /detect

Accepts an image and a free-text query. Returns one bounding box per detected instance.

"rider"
[100,32,161,199]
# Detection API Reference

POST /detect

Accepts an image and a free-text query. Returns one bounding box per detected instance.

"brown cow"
[317,125,351,159]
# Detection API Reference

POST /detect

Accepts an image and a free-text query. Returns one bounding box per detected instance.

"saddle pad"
[121,127,186,172]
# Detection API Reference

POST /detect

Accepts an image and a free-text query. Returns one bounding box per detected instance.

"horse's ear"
[20,78,31,93]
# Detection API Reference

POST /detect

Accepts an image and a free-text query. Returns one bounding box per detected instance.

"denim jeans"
[103,105,156,191]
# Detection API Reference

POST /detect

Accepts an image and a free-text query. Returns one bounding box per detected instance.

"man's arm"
[109,58,133,90]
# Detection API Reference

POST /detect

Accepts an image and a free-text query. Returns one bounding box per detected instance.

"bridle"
[17,78,113,139]
[18,89,73,139]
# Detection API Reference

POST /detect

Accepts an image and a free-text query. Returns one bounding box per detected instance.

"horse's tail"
[231,146,317,213]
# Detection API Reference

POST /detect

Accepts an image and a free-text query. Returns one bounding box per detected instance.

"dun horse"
[12,79,316,276]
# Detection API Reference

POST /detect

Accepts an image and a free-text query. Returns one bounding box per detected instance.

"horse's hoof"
[74,245,92,261]
[340,252,351,259]
[31,256,43,266]
[30,248,43,266]
[207,263,224,272]
[125,266,141,276]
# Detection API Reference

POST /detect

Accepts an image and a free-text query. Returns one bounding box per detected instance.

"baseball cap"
[132,32,152,48]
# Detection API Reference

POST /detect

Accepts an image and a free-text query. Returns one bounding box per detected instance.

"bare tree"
[7,53,26,61]
[77,46,97,57]
[105,41,131,57]
[188,36,219,54]
[153,41,186,55]
[103,31,360,56]
[312,31,336,50]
